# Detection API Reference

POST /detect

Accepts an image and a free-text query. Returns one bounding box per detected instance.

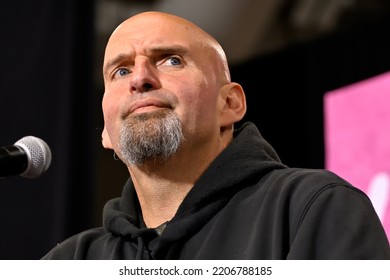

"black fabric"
[42,122,390,260]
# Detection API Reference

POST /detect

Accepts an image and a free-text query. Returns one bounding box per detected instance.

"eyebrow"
[103,54,131,76]
[148,45,189,56]
[103,45,190,75]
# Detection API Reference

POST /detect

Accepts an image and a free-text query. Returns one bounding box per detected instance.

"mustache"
[121,92,177,119]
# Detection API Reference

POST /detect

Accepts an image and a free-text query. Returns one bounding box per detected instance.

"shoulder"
[41,227,109,260]
[263,167,375,230]
[268,168,365,198]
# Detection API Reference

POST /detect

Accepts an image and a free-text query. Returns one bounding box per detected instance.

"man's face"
[101,13,228,157]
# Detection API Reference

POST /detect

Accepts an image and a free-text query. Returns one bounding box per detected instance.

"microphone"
[0,136,52,178]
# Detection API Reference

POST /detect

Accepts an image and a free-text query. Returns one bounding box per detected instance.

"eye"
[114,68,130,77]
[163,56,183,67]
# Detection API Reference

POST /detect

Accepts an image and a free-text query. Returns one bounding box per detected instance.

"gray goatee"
[118,109,184,166]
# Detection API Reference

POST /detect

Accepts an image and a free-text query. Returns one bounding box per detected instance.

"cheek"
[102,87,127,119]
[102,95,114,122]
[177,83,220,126]
[102,94,121,143]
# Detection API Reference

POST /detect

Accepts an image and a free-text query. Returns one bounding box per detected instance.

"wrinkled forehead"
[103,12,230,81]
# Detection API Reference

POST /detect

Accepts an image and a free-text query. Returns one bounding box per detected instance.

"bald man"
[43,11,390,260]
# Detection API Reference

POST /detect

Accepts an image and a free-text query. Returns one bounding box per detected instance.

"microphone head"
[14,136,52,178]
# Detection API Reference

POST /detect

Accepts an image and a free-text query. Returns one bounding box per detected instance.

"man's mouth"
[129,99,171,114]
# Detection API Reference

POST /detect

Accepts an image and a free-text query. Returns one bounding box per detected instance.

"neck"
[128,153,209,228]
[128,135,231,228]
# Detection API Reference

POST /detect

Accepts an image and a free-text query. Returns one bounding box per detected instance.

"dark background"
[1,1,390,259]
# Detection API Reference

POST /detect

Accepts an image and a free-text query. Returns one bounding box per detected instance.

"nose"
[129,59,160,93]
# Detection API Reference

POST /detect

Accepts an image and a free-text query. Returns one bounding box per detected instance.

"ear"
[219,82,247,128]
[101,125,113,149]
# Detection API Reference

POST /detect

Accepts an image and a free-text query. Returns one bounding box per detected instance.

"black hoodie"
[42,122,390,259]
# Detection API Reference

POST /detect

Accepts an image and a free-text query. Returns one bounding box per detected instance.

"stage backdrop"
[0,1,97,259]
[324,71,390,239]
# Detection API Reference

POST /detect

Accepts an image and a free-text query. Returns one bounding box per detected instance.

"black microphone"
[0,136,52,178]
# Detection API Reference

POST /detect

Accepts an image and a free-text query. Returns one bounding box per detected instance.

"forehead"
[101,13,230,81]
[105,15,204,56]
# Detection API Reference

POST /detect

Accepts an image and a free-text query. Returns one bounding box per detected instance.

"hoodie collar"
[101,122,286,257]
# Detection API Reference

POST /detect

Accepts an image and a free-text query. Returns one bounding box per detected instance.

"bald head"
[104,11,231,83]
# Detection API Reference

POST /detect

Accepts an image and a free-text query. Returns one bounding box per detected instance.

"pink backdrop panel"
[324,71,390,240]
